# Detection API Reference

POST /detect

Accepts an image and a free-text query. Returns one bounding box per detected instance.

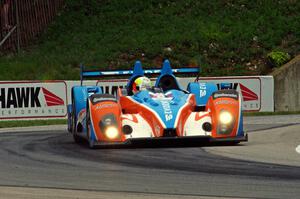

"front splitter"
[90,134,248,149]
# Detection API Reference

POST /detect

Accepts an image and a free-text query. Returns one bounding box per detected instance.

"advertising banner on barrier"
[177,76,274,112]
[197,76,274,112]
[0,76,273,120]
[0,81,67,119]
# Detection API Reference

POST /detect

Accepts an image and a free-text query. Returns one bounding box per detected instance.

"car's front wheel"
[73,134,83,144]
[86,100,95,149]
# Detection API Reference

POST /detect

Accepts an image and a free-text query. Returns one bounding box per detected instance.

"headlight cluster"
[218,110,234,135]
[219,111,233,125]
[105,126,119,139]
[99,114,120,139]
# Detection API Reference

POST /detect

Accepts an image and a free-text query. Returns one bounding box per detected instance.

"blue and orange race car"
[67,60,247,148]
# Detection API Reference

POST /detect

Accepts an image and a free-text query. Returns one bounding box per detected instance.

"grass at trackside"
[0,111,299,128]
[0,0,299,80]
[0,119,67,128]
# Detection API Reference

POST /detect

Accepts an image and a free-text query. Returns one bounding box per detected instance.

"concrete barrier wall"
[271,55,300,111]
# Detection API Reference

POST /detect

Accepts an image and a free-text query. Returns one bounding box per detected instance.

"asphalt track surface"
[0,115,299,199]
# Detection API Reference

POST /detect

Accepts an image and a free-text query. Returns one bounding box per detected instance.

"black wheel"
[86,100,95,149]
[222,141,240,146]
[229,141,240,145]
[73,134,83,144]
[71,92,84,144]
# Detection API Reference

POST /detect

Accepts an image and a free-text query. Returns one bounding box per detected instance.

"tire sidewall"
[86,99,95,149]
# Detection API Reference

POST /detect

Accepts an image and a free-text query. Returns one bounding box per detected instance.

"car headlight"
[219,111,233,125]
[105,126,119,139]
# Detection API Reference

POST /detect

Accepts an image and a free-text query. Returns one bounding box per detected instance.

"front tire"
[71,93,82,144]
[86,100,95,149]
[73,134,83,144]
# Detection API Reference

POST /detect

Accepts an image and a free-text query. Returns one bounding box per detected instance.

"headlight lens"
[105,126,119,139]
[219,111,233,124]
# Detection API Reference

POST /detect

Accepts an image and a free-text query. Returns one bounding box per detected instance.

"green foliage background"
[0,0,299,80]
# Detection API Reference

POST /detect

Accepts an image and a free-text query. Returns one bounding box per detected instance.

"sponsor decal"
[199,83,207,98]
[239,83,258,101]
[161,100,173,121]
[93,97,116,103]
[42,88,65,106]
[218,83,238,90]
[213,93,238,99]
[0,87,41,108]
[0,82,67,119]
[215,100,237,105]
[95,103,117,110]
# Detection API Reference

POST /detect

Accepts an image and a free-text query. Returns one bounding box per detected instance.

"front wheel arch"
[86,99,95,149]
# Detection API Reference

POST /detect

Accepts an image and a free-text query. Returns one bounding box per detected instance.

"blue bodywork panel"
[126,61,144,90]
[155,60,181,90]
[131,89,189,128]
[68,86,102,133]
[187,82,218,106]
[237,113,244,136]
[72,86,102,113]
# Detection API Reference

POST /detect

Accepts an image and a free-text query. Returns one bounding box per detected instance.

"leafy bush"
[267,50,291,67]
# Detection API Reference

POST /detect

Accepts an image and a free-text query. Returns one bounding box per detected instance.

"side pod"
[187,82,218,107]
[206,89,243,138]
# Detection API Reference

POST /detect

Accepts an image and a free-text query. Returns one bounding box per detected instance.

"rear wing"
[80,60,199,85]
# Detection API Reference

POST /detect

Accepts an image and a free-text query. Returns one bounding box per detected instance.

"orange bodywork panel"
[119,94,165,137]
[89,100,126,142]
[206,96,240,138]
